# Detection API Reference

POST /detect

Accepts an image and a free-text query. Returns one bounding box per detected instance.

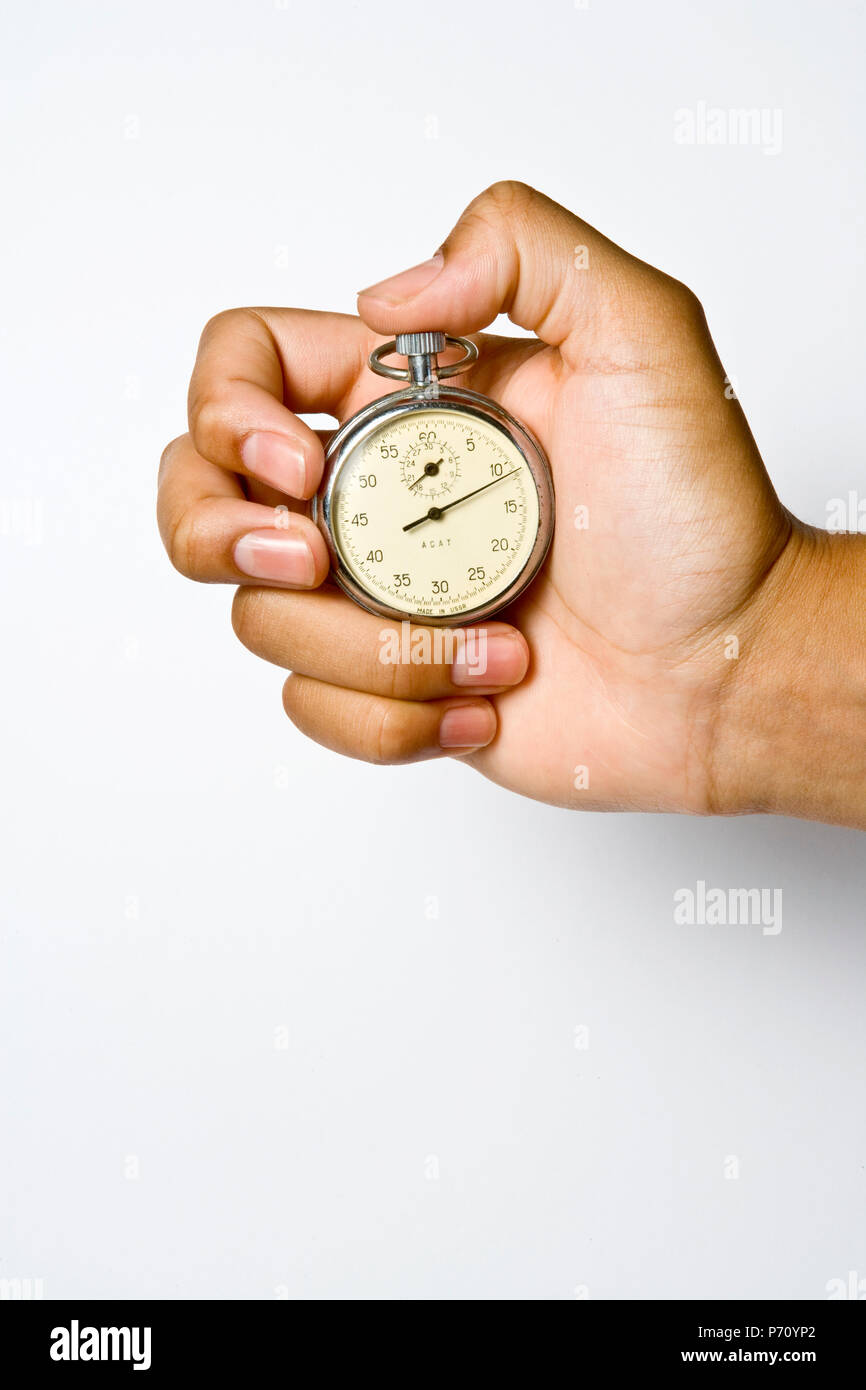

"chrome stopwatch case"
[313,331,554,626]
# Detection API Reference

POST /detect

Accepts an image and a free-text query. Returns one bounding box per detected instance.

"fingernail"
[241,432,306,496]
[233,530,315,586]
[358,251,444,304]
[438,703,496,750]
[451,632,528,687]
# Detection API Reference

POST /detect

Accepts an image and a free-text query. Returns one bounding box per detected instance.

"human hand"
[158,182,865,826]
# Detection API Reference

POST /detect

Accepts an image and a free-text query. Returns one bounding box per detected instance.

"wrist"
[710,523,866,828]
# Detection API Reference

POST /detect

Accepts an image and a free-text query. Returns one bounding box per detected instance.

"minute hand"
[402,468,520,532]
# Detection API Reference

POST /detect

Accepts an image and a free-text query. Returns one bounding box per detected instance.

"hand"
[157,182,866,827]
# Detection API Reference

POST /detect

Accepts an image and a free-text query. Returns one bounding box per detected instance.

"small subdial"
[399,441,460,500]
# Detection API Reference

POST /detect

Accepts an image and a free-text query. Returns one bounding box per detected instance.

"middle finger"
[231,585,530,700]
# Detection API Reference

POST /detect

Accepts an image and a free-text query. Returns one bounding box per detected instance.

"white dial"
[329,408,542,621]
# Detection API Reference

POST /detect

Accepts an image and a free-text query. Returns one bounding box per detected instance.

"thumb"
[357,180,670,351]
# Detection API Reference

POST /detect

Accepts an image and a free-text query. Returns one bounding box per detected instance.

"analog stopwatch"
[313,332,554,625]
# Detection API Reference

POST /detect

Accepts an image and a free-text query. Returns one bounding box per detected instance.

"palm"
[447,333,789,811]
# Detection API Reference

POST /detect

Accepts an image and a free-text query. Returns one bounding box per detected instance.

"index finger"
[187,307,372,499]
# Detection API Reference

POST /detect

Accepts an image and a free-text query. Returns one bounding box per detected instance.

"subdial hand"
[408,458,444,491]
[402,468,520,532]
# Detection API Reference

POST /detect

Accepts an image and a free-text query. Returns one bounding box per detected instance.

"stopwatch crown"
[395,331,447,357]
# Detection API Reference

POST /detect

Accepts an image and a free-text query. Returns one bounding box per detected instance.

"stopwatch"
[313,332,555,625]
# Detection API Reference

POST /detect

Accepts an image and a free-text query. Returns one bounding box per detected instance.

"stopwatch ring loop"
[369,334,479,381]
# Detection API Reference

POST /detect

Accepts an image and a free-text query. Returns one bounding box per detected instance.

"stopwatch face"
[325,406,546,623]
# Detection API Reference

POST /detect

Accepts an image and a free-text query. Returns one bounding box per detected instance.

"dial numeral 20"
[491,537,510,552]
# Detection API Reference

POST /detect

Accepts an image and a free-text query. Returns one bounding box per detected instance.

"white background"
[1,0,864,1300]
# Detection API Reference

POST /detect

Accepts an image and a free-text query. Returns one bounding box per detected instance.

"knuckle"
[281,675,310,733]
[461,180,539,238]
[231,586,270,652]
[166,504,209,580]
[653,272,706,325]
[158,434,186,486]
[671,279,706,327]
[480,179,538,215]
[370,702,418,765]
[381,648,417,701]
[198,307,244,350]
[190,391,234,456]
